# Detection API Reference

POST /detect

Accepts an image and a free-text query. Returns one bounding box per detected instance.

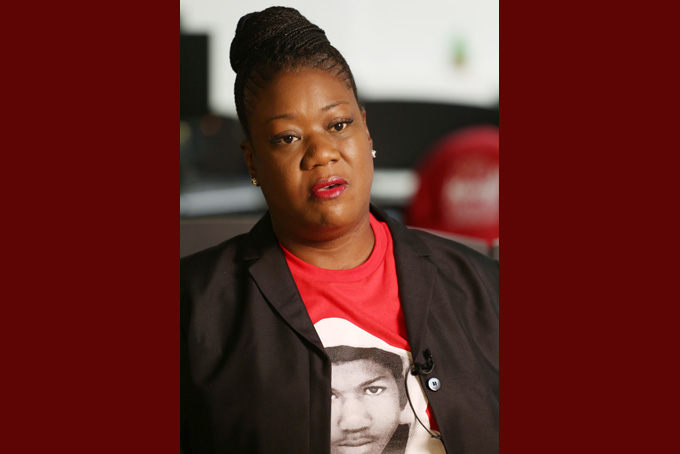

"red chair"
[404,126,499,248]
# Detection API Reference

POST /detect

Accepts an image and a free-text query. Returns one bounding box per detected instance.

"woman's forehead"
[252,68,358,119]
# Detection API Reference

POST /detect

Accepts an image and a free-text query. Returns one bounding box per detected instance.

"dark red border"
[36,5,177,451]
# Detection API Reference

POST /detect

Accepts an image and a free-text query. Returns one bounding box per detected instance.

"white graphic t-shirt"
[283,214,446,454]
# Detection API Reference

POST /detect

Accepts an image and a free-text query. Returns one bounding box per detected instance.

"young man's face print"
[330,358,403,454]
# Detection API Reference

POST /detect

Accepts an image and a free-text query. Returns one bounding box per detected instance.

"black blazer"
[180,205,498,453]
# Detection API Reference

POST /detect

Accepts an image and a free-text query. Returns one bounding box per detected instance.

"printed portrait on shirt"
[316,319,446,454]
[327,345,409,454]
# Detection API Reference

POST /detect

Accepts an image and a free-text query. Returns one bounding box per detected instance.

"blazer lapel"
[372,206,437,359]
[243,212,327,355]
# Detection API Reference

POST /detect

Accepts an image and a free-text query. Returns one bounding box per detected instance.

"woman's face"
[243,68,374,240]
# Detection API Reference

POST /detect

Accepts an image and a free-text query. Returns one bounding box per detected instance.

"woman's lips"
[310,177,348,200]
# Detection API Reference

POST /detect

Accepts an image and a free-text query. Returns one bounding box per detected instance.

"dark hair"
[326,345,407,409]
[229,6,359,138]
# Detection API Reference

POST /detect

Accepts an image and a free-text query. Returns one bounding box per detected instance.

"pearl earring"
[371,150,377,159]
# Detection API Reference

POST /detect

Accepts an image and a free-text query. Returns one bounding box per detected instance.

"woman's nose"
[301,135,340,169]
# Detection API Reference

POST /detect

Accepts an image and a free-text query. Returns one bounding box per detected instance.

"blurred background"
[180,0,499,259]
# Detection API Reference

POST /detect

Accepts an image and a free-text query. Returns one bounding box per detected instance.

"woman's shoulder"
[179,232,263,305]
[402,226,498,290]
[372,205,497,274]
[180,233,247,273]
[408,227,497,267]
[180,212,275,278]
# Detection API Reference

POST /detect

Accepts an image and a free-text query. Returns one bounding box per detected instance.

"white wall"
[179,0,499,117]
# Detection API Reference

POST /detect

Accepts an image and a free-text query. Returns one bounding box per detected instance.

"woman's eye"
[270,134,299,145]
[364,386,385,396]
[331,119,353,132]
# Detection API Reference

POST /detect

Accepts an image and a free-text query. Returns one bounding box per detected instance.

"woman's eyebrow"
[264,101,348,124]
[322,101,349,112]
[265,113,295,124]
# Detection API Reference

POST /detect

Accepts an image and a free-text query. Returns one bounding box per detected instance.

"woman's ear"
[241,140,257,180]
[361,108,373,150]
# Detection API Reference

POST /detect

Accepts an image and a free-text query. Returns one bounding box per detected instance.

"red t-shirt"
[283,213,408,350]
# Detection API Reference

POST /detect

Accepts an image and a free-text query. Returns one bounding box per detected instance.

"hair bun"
[230,6,328,74]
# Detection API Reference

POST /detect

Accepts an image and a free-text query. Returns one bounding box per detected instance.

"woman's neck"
[274,215,375,270]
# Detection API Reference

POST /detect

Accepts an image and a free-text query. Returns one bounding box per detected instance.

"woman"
[180,7,498,454]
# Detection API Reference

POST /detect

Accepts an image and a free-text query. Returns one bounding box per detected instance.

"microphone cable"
[404,349,442,440]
